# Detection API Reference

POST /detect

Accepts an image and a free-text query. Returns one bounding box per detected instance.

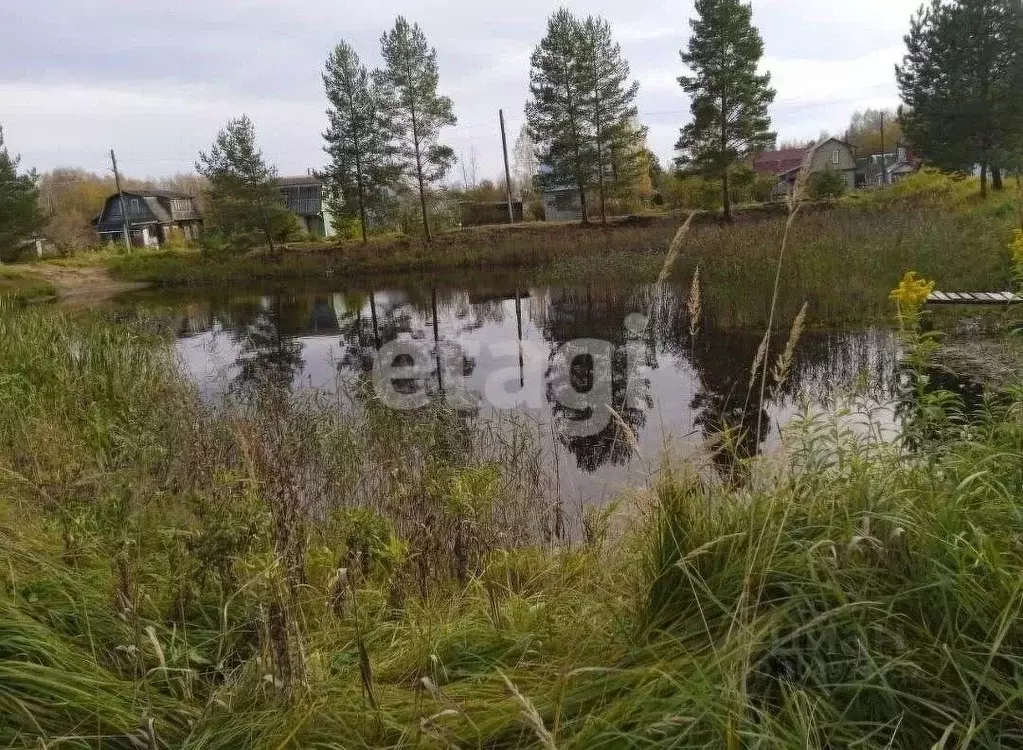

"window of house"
[130,198,143,213]
[832,148,840,165]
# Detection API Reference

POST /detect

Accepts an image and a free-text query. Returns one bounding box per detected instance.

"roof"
[753,138,854,176]
[122,188,196,199]
[753,147,811,176]
[276,175,324,187]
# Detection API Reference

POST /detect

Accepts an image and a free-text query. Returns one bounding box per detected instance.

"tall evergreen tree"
[580,15,644,225]
[676,0,776,221]
[897,0,1023,196]
[527,9,595,223]
[323,41,397,244]
[196,116,296,254]
[376,17,457,241]
[0,126,45,260]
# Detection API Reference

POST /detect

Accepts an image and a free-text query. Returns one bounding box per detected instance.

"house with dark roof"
[277,176,334,238]
[94,189,203,247]
[753,138,857,199]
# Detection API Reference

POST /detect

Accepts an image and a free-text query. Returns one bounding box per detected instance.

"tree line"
[4,0,1023,258]
[897,0,1023,197]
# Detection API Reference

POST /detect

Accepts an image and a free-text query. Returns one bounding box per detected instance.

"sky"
[1,0,923,183]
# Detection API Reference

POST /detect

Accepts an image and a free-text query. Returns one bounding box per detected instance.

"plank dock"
[927,291,1023,305]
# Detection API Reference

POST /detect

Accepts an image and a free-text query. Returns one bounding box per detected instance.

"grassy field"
[2,252,1023,748]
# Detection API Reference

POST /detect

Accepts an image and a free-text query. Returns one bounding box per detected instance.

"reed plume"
[687,265,702,340]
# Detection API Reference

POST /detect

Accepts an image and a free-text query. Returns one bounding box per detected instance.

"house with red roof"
[753,138,857,199]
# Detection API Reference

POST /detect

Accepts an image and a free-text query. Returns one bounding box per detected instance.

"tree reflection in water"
[163,277,901,488]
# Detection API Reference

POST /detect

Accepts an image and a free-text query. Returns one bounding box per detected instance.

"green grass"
[2,289,1023,747]
[0,266,56,304]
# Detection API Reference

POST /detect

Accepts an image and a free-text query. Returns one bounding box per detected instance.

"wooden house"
[277,176,334,238]
[753,138,857,199]
[94,189,203,247]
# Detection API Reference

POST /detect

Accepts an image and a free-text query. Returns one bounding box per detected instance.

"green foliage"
[376,17,457,241]
[4,300,1023,747]
[676,0,776,219]
[322,41,399,244]
[527,9,594,221]
[897,0,1023,190]
[579,15,646,224]
[196,115,297,253]
[0,267,56,303]
[0,126,45,260]
[807,169,847,202]
[527,10,645,225]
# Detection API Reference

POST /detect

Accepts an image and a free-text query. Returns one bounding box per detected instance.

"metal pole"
[499,109,515,224]
[110,149,132,251]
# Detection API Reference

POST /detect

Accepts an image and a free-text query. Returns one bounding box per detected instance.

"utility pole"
[879,112,887,187]
[110,149,132,251]
[499,109,515,224]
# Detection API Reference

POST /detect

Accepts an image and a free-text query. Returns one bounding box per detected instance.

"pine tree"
[196,116,296,254]
[897,0,1023,196]
[0,126,45,260]
[676,0,776,221]
[323,41,398,244]
[527,9,595,223]
[376,17,457,241]
[580,15,644,225]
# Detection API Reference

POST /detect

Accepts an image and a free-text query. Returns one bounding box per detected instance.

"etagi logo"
[370,312,651,438]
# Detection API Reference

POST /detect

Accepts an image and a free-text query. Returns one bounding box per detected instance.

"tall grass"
[2,257,1023,746]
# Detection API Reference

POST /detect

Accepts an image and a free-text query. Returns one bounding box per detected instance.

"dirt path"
[29,265,148,306]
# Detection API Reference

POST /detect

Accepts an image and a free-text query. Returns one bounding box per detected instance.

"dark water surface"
[130,278,901,504]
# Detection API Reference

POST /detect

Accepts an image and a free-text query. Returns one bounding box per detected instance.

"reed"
[2,241,1023,748]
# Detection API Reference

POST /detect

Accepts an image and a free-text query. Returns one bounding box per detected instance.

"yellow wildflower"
[889,271,935,312]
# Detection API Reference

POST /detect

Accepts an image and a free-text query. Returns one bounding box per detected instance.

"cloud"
[1,0,923,180]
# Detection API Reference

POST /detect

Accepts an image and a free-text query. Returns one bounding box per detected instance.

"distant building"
[459,200,524,227]
[855,146,922,188]
[277,176,334,238]
[541,187,583,222]
[94,189,203,247]
[753,138,857,199]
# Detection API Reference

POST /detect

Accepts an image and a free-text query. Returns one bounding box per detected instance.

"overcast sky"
[1,0,921,182]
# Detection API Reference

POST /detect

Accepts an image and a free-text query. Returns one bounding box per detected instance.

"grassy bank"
[0,266,56,303]
[3,287,1023,747]
[72,176,1011,326]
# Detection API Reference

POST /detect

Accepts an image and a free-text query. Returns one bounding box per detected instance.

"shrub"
[808,168,847,201]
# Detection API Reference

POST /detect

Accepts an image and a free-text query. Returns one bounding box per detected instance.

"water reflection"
[164,279,901,497]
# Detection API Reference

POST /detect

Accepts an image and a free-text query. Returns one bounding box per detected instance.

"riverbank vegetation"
[79,172,1015,327]
[2,269,1023,747]
[0,266,56,303]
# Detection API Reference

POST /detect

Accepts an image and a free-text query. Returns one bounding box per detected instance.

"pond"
[128,276,903,504]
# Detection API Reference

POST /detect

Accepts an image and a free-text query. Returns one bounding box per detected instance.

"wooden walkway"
[927,291,1023,305]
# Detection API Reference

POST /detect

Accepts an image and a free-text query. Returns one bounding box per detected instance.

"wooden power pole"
[499,109,515,224]
[110,149,132,251]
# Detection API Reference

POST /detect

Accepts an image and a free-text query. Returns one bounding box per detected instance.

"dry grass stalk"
[687,265,702,340]
[752,138,818,435]
[749,330,770,390]
[657,211,699,286]
[771,301,808,398]
[501,671,558,750]
[608,405,641,459]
